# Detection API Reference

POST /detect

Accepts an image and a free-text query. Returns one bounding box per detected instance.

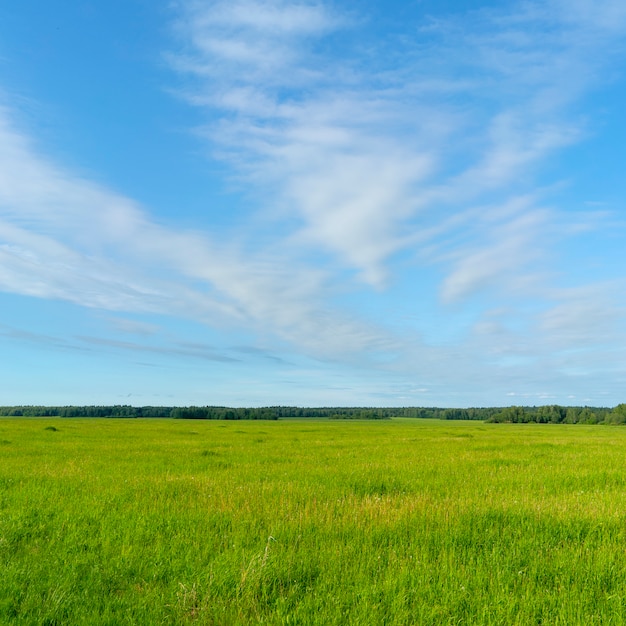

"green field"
[2,418,626,624]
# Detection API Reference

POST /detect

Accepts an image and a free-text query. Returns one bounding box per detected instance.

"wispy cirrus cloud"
[164,0,626,403]
[76,335,242,363]
[0,102,399,363]
[170,0,626,302]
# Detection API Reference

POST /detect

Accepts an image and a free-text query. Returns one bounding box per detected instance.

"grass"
[2,418,626,624]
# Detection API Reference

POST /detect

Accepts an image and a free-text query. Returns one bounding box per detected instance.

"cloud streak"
[166,0,626,402]
[0,103,398,364]
[171,0,626,301]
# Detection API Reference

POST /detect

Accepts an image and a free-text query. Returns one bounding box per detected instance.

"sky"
[0,0,625,408]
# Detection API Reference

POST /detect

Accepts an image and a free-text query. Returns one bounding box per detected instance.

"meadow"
[1,418,626,624]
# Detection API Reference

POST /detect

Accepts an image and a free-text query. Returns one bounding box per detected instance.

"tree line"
[0,405,397,419]
[485,404,626,424]
[0,404,624,423]
[0,405,277,419]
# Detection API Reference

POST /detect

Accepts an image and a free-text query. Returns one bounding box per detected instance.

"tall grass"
[1,418,626,624]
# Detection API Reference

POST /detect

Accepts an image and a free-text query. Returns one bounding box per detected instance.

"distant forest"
[1,404,626,423]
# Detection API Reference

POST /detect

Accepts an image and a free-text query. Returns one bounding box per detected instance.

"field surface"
[2,418,626,624]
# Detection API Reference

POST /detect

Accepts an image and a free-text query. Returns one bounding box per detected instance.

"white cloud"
[538,283,626,348]
[0,104,399,362]
[440,210,549,303]
[107,317,161,336]
[164,0,626,401]
[171,0,626,302]
[172,0,342,86]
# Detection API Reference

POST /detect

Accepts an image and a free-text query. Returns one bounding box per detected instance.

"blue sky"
[0,0,625,407]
